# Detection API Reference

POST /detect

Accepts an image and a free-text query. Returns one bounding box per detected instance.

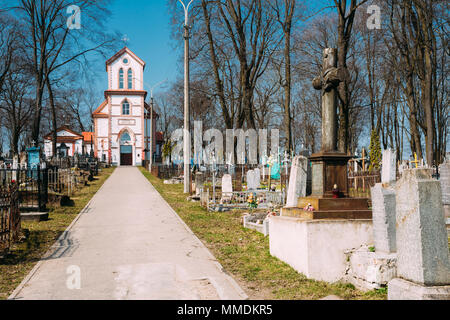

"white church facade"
[93,47,158,166]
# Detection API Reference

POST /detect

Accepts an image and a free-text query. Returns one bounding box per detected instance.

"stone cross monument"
[312,48,339,152]
[310,48,352,198]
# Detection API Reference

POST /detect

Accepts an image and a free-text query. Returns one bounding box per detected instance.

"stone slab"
[281,207,372,220]
[345,247,397,291]
[371,184,396,254]
[388,278,450,300]
[381,149,397,184]
[297,197,369,211]
[439,161,450,205]
[20,212,49,222]
[286,156,308,207]
[395,169,450,286]
[269,216,373,283]
[243,215,269,237]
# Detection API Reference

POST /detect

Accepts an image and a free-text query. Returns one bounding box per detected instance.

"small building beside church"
[92,47,159,166]
[44,126,84,158]
[44,126,96,158]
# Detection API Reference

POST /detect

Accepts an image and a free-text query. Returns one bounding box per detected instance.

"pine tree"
[369,130,382,171]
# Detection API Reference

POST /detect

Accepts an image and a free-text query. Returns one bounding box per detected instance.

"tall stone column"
[313,48,338,152]
[310,48,351,198]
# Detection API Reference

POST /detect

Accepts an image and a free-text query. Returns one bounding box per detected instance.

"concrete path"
[9,167,247,300]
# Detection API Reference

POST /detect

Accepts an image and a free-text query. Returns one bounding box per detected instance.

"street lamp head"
[178,0,194,26]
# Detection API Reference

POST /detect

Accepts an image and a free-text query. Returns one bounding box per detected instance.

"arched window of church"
[120,132,131,144]
[128,69,133,89]
[122,100,130,115]
[119,68,124,89]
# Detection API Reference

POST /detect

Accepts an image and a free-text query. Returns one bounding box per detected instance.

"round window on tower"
[123,58,129,64]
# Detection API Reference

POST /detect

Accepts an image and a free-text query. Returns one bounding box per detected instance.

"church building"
[92,47,159,166]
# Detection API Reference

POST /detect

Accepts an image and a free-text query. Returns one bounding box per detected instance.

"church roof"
[44,126,83,140]
[105,47,146,71]
[92,100,108,118]
[82,132,94,143]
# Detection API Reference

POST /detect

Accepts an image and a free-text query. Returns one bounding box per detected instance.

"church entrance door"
[119,131,133,166]
[120,145,132,166]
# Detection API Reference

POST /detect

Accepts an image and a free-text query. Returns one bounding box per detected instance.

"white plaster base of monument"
[269,216,373,283]
[388,278,450,300]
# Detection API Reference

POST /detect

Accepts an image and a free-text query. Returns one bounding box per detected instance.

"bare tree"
[16,0,116,145]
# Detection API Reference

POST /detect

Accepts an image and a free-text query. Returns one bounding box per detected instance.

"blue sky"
[89,0,179,96]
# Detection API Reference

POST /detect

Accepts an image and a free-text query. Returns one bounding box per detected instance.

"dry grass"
[0,167,115,300]
[140,167,387,300]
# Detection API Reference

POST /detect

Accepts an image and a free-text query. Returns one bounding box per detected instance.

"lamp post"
[178,0,194,194]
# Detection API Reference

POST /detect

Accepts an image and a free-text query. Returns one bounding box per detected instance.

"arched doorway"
[120,131,133,166]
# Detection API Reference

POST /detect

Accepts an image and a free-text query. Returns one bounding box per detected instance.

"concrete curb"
[8,172,113,300]
[141,171,249,300]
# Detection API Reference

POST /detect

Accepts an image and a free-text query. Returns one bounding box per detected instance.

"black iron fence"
[0,167,48,212]
[0,184,20,255]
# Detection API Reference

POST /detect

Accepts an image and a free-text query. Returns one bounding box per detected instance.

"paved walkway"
[9,167,247,300]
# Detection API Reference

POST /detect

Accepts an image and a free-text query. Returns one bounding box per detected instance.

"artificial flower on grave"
[247,193,258,209]
[304,203,315,212]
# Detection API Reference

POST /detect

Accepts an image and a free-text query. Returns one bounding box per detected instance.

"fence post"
[37,165,42,211]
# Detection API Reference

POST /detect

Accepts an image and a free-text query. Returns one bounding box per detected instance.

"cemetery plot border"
[202,190,285,211]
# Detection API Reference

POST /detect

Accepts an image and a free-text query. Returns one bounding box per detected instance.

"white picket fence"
[201,189,285,211]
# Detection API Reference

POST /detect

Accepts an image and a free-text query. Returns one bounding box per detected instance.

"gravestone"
[381,149,397,184]
[371,184,396,254]
[19,152,27,169]
[27,147,40,169]
[247,170,257,191]
[398,161,409,176]
[194,172,204,196]
[286,156,308,207]
[439,159,450,222]
[222,174,233,200]
[27,147,41,179]
[254,168,261,189]
[439,159,450,205]
[12,155,18,181]
[388,168,450,300]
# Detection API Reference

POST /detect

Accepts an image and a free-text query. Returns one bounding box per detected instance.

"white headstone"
[222,174,233,194]
[286,156,308,207]
[381,149,397,184]
[254,168,261,189]
[247,170,257,191]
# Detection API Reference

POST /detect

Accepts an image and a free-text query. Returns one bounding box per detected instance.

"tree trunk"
[45,75,58,159]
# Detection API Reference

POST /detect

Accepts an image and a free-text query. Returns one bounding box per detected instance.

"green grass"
[0,167,115,300]
[139,167,387,300]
